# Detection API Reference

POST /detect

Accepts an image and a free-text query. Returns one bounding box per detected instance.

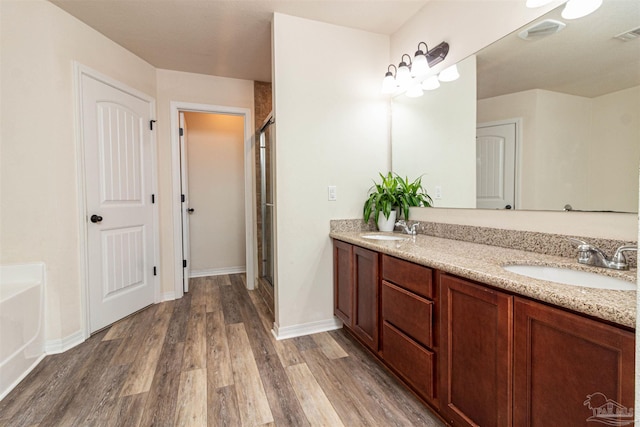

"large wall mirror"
[392,0,640,213]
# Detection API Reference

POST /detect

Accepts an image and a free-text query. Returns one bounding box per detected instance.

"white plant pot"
[377,210,397,232]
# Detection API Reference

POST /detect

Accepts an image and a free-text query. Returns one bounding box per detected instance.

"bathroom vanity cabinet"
[333,239,636,427]
[333,240,379,352]
[440,273,635,427]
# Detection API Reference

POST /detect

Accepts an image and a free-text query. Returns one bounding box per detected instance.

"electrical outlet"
[434,185,442,200]
[328,186,337,201]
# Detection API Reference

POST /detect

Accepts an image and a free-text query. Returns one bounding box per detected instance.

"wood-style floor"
[0,274,445,427]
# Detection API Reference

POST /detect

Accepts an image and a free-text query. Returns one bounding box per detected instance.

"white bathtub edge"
[0,353,47,401]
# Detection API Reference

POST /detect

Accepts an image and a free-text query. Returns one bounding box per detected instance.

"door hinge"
[179,127,184,137]
[183,260,187,268]
[150,120,157,130]
[153,266,157,276]
[181,194,185,203]
[151,194,155,204]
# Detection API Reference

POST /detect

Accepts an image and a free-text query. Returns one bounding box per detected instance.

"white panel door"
[179,112,191,293]
[476,123,516,210]
[82,74,155,333]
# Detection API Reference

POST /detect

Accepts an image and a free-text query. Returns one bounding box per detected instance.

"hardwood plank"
[216,274,232,287]
[103,315,134,341]
[206,310,234,389]
[164,291,192,346]
[138,341,185,426]
[230,277,310,426]
[174,369,207,426]
[285,362,343,427]
[221,282,243,325]
[0,331,109,426]
[111,304,159,366]
[38,338,122,427]
[226,323,274,426]
[182,303,207,371]
[301,348,379,427]
[331,330,444,426]
[208,385,242,427]
[248,289,304,367]
[120,302,173,396]
[110,392,147,427]
[311,332,348,359]
[293,335,318,352]
[203,276,219,313]
[74,364,132,426]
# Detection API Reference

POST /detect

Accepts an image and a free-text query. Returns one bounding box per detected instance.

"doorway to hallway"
[170,102,255,298]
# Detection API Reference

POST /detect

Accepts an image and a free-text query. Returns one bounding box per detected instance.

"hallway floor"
[0,275,445,426]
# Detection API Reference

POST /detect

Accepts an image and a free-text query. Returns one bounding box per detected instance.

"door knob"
[187,208,195,213]
[90,214,103,223]
[505,205,512,210]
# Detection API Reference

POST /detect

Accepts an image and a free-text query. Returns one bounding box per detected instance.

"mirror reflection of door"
[476,122,517,209]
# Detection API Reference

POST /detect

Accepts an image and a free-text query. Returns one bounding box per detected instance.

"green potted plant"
[363,172,432,231]
[363,172,398,231]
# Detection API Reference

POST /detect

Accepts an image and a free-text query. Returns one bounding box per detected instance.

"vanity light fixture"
[438,64,460,82]
[381,41,450,95]
[561,0,602,19]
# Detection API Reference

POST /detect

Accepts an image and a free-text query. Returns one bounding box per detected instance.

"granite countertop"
[330,231,637,329]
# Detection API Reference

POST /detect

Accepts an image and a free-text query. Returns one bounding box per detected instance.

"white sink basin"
[361,234,407,241]
[503,265,636,291]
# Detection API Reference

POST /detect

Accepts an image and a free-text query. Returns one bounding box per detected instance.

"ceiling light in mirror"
[561,0,603,19]
[439,64,460,82]
[406,83,424,98]
[526,0,555,7]
[422,76,440,90]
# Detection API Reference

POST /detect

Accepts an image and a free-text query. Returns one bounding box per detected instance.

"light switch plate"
[328,186,337,201]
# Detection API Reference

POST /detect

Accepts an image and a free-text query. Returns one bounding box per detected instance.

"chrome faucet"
[395,220,419,235]
[568,238,637,271]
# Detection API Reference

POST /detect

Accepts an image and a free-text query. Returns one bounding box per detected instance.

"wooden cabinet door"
[514,298,635,427]
[440,274,513,427]
[352,246,379,351]
[333,240,353,325]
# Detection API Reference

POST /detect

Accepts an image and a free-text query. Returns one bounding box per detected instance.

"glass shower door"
[259,114,275,287]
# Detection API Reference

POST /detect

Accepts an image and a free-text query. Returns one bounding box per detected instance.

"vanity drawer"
[382,255,433,298]
[382,280,433,348]
[382,321,435,401]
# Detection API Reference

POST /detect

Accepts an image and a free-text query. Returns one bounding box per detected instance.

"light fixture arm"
[425,42,449,67]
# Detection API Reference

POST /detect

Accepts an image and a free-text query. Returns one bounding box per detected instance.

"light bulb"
[561,0,602,19]
[411,53,429,77]
[438,64,460,82]
[421,76,440,90]
[381,73,397,94]
[396,63,412,87]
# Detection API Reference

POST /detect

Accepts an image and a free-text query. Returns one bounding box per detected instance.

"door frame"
[74,63,160,339]
[169,101,256,298]
[477,118,522,210]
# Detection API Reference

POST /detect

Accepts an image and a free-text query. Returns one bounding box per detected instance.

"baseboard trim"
[190,266,246,278]
[45,329,85,355]
[161,291,176,302]
[272,317,343,341]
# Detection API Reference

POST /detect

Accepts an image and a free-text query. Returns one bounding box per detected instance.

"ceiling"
[477,0,640,99]
[49,0,428,82]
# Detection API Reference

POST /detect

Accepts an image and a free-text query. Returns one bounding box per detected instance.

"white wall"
[0,0,156,343]
[155,70,254,296]
[184,112,246,273]
[392,55,477,208]
[272,13,390,332]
